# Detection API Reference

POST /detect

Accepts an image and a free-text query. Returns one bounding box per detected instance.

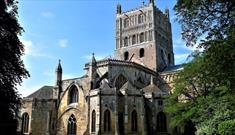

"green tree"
[218,119,235,135]
[165,0,235,134]
[0,0,29,134]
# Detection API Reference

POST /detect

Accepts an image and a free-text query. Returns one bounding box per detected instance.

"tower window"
[68,114,76,135]
[130,16,134,26]
[139,48,144,58]
[131,110,138,132]
[158,100,163,106]
[134,15,137,25]
[168,53,171,64]
[132,35,136,45]
[124,18,129,28]
[148,10,153,21]
[157,112,167,132]
[138,14,144,24]
[145,31,148,41]
[116,39,119,49]
[91,110,96,132]
[104,109,111,132]
[149,31,153,41]
[140,33,144,43]
[68,85,78,104]
[124,37,128,47]
[124,51,129,61]
[161,49,164,60]
[21,113,29,134]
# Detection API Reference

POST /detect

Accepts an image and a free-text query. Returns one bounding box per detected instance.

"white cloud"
[174,38,184,45]
[174,53,190,65]
[22,39,33,55]
[170,14,177,22]
[21,39,56,59]
[175,53,189,59]
[173,37,205,52]
[59,39,68,48]
[41,11,55,18]
[17,83,42,98]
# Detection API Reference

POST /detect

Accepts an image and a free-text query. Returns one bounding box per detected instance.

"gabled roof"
[26,85,55,100]
[162,64,183,73]
[120,81,140,95]
[143,83,162,95]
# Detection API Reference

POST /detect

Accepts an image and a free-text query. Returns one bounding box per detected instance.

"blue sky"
[18,0,193,97]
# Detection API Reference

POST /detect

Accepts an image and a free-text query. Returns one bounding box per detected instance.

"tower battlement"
[115,0,174,72]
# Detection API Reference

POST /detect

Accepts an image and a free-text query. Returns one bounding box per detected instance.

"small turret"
[91,53,96,66]
[116,3,122,14]
[149,0,154,5]
[164,8,170,19]
[55,59,63,109]
[55,59,62,86]
[90,53,97,89]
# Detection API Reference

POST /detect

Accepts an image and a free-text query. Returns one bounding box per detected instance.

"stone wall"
[30,99,57,135]
[17,98,33,134]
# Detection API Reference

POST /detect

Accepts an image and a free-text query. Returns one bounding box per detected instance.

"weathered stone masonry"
[18,1,183,135]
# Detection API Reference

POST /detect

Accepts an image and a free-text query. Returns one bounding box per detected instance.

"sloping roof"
[162,64,183,73]
[143,83,162,94]
[84,59,156,75]
[120,81,140,95]
[26,85,55,100]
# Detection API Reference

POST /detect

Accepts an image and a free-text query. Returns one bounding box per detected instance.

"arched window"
[131,110,138,131]
[124,51,129,61]
[91,110,96,132]
[104,109,111,132]
[168,53,171,64]
[138,14,144,24]
[21,113,29,134]
[140,33,144,43]
[68,115,76,135]
[149,30,153,41]
[157,112,167,132]
[132,35,136,45]
[115,74,127,90]
[139,48,144,58]
[124,37,128,47]
[161,49,164,60]
[124,18,129,28]
[158,100,163,106]
[68,86,78,104]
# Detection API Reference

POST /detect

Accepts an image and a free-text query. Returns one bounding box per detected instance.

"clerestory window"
[104,109,111,132]
[68,114,76,135]
[21,113,29,134]
[157,112,167,132]
[68,86,78,104]
[131,110,138,132]
[91,110,96,132]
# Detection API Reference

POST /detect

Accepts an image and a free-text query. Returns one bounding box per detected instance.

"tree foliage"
[218,119,235,135]
[0,0,29,134]
[174,0,235,48]
[165,0,235,134]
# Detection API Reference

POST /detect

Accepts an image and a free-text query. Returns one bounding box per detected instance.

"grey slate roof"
[27,85,55,100]
[162,64,184,73]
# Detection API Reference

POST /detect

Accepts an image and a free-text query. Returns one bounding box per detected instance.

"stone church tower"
[115,0,174,71]
[18,1,186,135]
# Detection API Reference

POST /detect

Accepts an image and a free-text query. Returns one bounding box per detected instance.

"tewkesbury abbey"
[18,1,190,135]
